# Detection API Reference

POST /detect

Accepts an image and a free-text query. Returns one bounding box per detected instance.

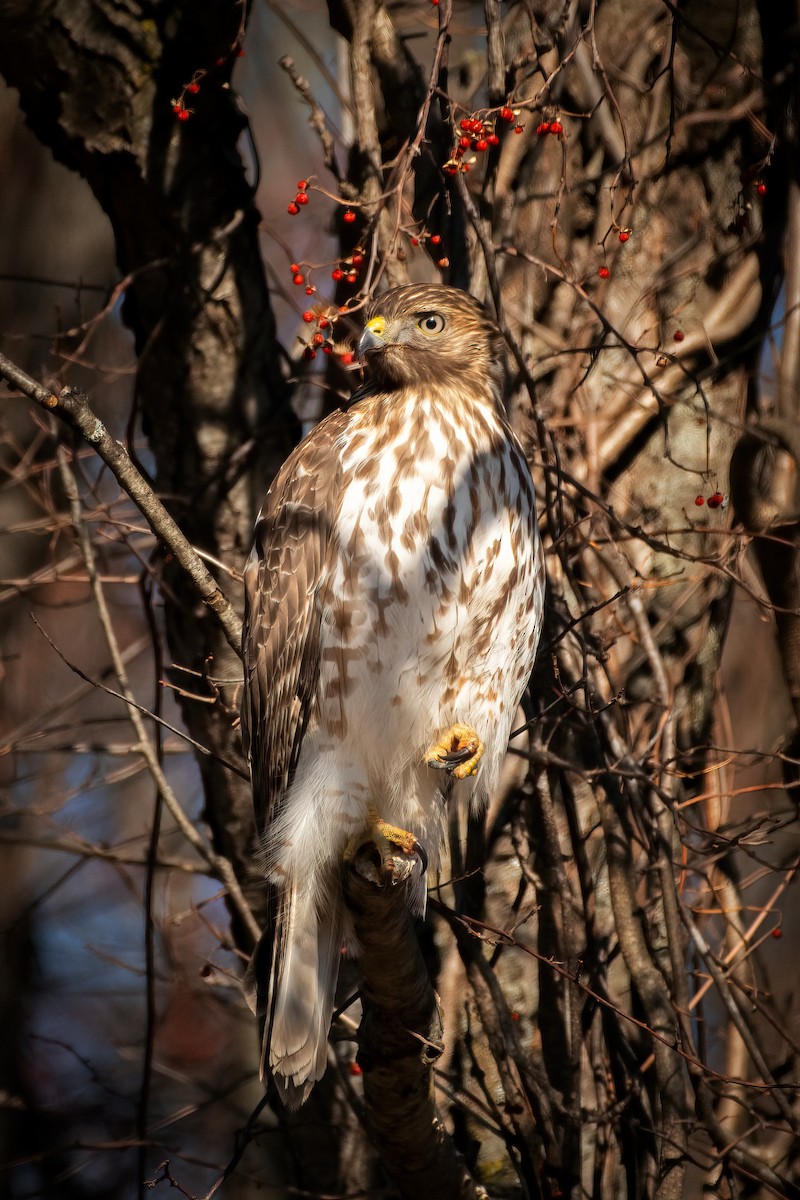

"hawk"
[242,283,544,1106]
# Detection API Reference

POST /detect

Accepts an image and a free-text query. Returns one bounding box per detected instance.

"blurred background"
[1,2,798,1198]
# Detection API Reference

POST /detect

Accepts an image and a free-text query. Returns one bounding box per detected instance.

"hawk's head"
[357,284,505,402]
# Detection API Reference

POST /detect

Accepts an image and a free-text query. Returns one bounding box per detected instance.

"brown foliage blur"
[0,1,799,1197]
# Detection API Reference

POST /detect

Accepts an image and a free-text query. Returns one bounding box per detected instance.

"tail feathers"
[251,885,341,1108]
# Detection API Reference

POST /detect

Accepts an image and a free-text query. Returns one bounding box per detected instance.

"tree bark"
[0,0,294,904]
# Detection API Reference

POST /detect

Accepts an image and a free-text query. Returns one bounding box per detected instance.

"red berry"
[323,344,333,354]
[598,266,610,279]
[302,346,316,361]
[302,310,315,323]
[312,332,324,346]
[459,118,471,131]
[349,1061,363,1075]
[619,230,630,243]
[430,234,441,245]
[343,209,356,223]
[459,135,471,149]
[410,236,419,246]
[437,256,449,268]
[757,182,767,196]
[289,263,300,274]
[175,108,190,122]
[295,192,309,205]
[536,122,551,136]
[771,928,783,939]
[550,120,563,135]
[514,125,524,134]
[297,179,308,190]
[347,271,357,284]
[340,352,354,365]
[292,273,304,286]
[305,286,315,295]
[500,107,514,122]
[287,202,300,215]
[351,253,364,266]
[187,82,200,94]
[673,330,685,342]
[475,138,489,152]
[707,492,724,508]
[487,133,499,146]
[318,318,330,330]
[511,1011,520,1021]
[332,268,343,281]
[445,164,459,176]
[694,496,705,506]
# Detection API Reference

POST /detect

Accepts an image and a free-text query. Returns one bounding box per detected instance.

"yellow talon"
[423,722,484,780]
[344,807,427,871]
[373,817,420,857]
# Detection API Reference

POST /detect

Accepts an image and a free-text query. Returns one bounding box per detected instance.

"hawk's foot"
[344,814,428,876]
[423,722,484,780]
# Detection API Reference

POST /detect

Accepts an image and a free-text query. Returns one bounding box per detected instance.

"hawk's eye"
[417,313,446,335]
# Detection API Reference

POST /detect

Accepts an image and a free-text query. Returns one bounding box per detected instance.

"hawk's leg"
[423,722,484,780]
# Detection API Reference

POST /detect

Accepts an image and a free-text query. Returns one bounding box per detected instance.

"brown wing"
[241,408,349,835]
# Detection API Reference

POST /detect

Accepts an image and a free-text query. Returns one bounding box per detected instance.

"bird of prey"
[241,283,544,1106]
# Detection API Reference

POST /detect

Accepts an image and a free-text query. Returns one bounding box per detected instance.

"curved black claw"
[427,745,473,771]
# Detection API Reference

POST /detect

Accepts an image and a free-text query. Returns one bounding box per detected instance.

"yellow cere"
[366,316,386,336]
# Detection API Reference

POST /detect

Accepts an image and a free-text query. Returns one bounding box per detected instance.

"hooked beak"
[358,315,386,360]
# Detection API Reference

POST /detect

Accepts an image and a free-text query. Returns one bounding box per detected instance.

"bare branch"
[0,349,242,655]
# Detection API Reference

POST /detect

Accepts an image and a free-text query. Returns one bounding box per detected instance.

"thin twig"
[0,349,242,654]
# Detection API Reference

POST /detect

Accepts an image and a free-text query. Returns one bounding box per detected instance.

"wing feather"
[241,409,351,1087]
[241,408,350,834]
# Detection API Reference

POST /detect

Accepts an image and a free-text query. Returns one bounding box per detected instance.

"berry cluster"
[694,492,726,509]
[331,249,364,285]
[443,116,496,175]
[171,74,203,121]
[290,281,355,364]
[288,180,311,216]
[288,183,356,225]
[404,230,447,269]
[500,107,525,133]
[170,43,245,122]
[443,108,524,174]
[536,118,563,137]
[289,262,316,295]
[298,306,355,364]
[289,251,363,297]
[596,227,632,279]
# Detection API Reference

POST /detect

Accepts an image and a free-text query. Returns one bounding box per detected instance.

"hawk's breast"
[314,387,542,785]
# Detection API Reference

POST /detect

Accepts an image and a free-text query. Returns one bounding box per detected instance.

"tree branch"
[344,840,481,1200]
[0,349,242,655]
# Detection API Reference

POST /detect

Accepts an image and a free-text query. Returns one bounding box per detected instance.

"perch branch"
[344,839,481,1200]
